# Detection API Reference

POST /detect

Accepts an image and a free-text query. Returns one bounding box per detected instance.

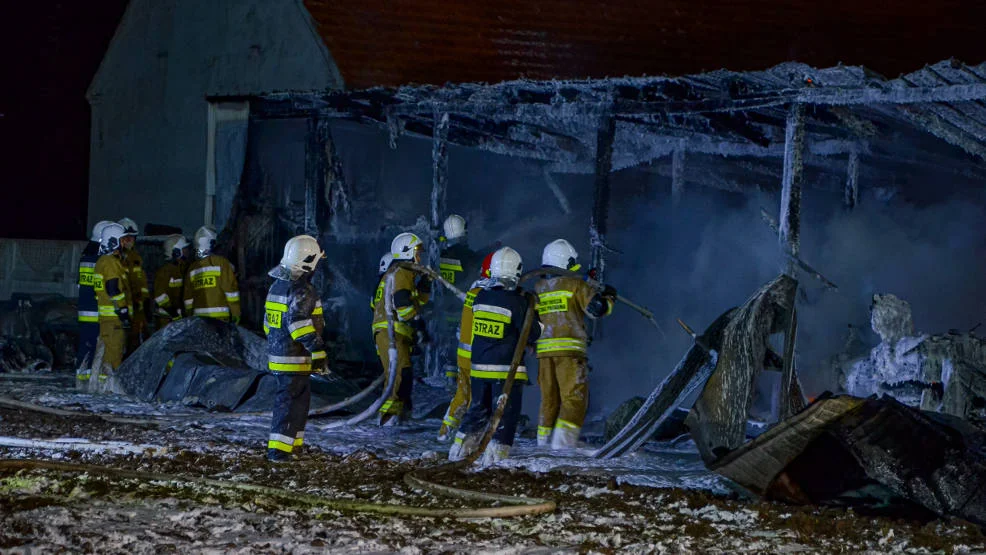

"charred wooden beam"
[779,103,806,273]
[671,143,686,206]
[844,147,860,211]
[895,105,986,160]
[590,115,616,280]
[304,116,330,236]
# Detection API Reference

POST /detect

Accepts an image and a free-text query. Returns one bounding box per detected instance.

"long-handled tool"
[520,266,666,339]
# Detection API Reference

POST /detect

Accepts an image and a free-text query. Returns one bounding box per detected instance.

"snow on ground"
[2,373,985,553]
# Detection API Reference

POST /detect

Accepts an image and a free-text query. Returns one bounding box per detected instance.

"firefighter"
[76,220,114,386]
[534,239,616,449]
[183,226,240,323]
[437,214,483,383]
[93,223,133,379]
[153,234,190,329]
[370,252,393,312]
[373,232,431,425]
[449,247,540,465]
[437,251,495,441]
[264,235,327,462]
[118,218,149,352]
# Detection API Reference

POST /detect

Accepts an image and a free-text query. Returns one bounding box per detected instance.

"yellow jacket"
[533,275,611,358]
[154,261,186,320]
[94,253,132,321]
[121,248,149,304]
[371,266,426,339]
[183,255,240,322]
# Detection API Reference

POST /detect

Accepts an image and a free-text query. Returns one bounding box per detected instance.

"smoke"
[324,121,986,422]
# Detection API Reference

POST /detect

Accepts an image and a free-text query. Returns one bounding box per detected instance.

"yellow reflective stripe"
[293,437,304,447]
[443,414,460,427]
[372,321,414,337]
[536,338,587,353]
[456,348,472,359]
[471,369,528,380]
[538,426,553,439]
[473,310,510,323]
[538,290,574,301]
[265,301,288,311]
[379,399,404,414]
[267,440,293,453]
[268,361,312,372]
[264,322,270,335]
[290,325,316,340]
[225,292,240,301]
[78,311,99,322]
[154,293,169,304]
[312,306,323,316]
[396,305,415,319]
[555,419,580,430]
[311,350,327,360]
[110,293,126,302]
[98,306,118,316]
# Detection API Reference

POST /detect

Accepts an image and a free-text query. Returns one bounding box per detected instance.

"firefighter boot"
[448,432,480,462]
[478,440,511,467]
[550,420,582,450]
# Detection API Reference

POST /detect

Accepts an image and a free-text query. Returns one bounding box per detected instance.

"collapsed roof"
[249,59,986,200]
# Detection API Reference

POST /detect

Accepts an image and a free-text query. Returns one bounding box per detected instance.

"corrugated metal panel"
[305,0,986,89]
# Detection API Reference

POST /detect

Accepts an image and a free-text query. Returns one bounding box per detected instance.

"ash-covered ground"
[1,374,983,553]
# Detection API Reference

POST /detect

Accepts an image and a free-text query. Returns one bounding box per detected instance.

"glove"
[116,307,132,329]
[602,284,617,299]
[312,358,330,375]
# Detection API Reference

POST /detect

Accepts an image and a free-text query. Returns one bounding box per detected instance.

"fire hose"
[321,262,465,428]
[0,292,554,518]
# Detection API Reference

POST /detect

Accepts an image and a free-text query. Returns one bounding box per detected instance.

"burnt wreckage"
[198,59,986,517]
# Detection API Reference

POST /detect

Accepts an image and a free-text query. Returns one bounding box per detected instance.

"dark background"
[0,2,128,240]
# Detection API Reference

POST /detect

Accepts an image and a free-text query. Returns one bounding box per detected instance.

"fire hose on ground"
[0,288,554,517]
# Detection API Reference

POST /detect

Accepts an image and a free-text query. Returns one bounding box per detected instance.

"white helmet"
[194,225,218,258]
[379,252,393,274]
[489,246,523,288]
[542,239,580,271]
[91,220,115,242]
[163,234,190,260]
[442,214,467,241]
[391,232,422,261]
[280,235,325,276]
[118,217,139,237]
[99,223,127,254]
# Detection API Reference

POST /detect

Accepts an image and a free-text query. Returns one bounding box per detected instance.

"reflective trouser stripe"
[76,369,91,381]
[311,350,327,361]
[443,414,460,427]
[268,355,311,372]
[78,311,99,323]
[538,426,553,441]
[555,418,580,430]
[194,307,229,316]
[294,431,304,447]
[379,399,404,414]
[536,337,587,354]
[470,364,527,380]
[154,293,169,304]
[268,433,294,453]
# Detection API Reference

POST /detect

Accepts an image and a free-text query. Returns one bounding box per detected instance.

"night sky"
[0,2,127,241]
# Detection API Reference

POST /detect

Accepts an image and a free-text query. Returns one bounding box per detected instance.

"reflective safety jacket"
[264,277,326,372]
[533,274,613,358]
[455,287,482,369]
[94,253,132,321]
[467,286,540,381]
[371,266,427,339]
[154,261,186,320]
[121,248,149,304]
[183,255,240,321]
[77,241,100,324]
[439,243,480,287]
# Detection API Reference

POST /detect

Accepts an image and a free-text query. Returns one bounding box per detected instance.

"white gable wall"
[87,0,343,235]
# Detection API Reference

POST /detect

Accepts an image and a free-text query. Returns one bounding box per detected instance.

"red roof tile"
[305,0,986,89]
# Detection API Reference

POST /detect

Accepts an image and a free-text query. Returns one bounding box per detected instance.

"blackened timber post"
[427,111,450,379]
[671,141,686,207]
[304,115,330,237]
[844,146,860,211]
[590,115,616,282]
[778,102,805,420]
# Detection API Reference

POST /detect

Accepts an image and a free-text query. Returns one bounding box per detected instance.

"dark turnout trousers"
[268,373,311,456]
[459,378,524,447]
